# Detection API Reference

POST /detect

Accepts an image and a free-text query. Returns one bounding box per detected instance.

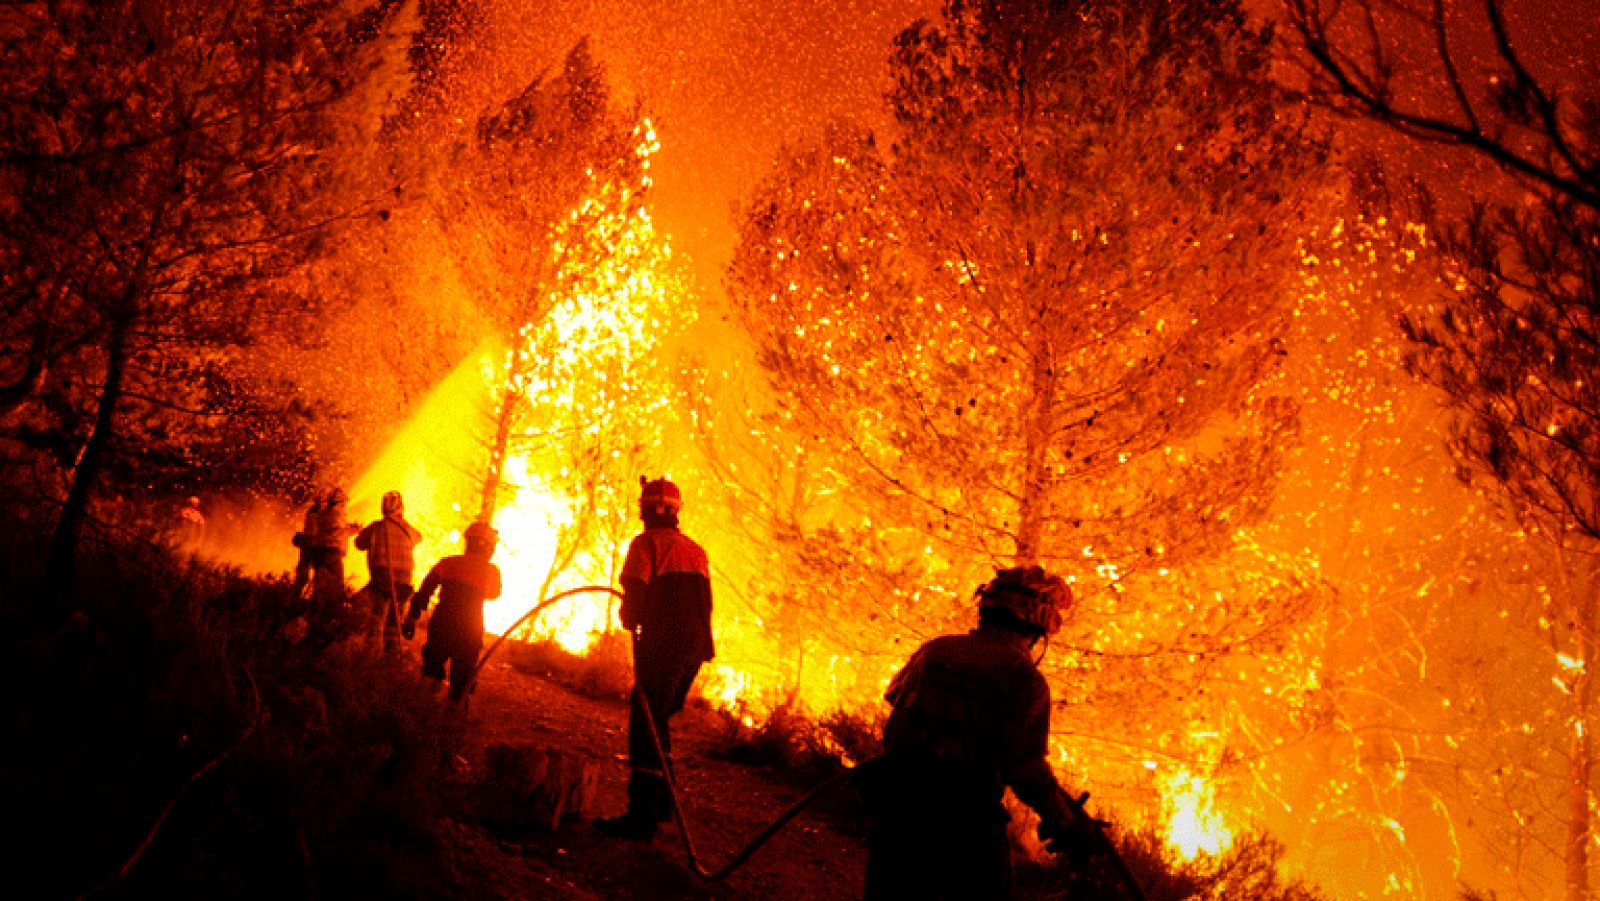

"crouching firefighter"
[403,520,502,704]
[595,476,714,841]
[856,565,1106,900]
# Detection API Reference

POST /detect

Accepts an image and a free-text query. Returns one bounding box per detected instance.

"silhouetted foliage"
[1019,828,1325,900]
[0,519,457,900]
[0,0,416,601]
[1291,0,1600,895]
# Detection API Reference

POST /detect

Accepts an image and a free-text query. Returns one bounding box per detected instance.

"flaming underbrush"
[1014,829,1326,900]
[710,700,883,781]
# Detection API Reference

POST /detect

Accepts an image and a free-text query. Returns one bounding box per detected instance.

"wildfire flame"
[348,342,619,653]
[1161,766,1234,862]
[351,121,674,655]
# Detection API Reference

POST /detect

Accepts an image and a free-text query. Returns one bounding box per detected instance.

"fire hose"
[635,687,1146,897]
[463,584,855,879]
[632,680,855,882]
[463,586,1146,896]
[462,584,626,693]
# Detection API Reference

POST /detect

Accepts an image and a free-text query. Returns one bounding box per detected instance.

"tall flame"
[351,120,674,656]
[1161,766,1234,861]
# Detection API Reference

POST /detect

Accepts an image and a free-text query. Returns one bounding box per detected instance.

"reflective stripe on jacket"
[620,526,714,663]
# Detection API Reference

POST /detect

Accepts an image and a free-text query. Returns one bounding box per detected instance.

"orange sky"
[445,0,1598,318]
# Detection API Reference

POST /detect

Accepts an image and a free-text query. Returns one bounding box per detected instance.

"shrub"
[709,699,883,781]
[502,628,632,701]
[0,521,463,899]
[1018,827,1327,900]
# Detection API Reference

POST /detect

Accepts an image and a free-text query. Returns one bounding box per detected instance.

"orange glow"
[351,343,614,652]
[1160,766,1234,862]
[352,121,675,655]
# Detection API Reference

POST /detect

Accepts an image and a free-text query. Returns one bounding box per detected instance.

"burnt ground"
[431,656,870,900]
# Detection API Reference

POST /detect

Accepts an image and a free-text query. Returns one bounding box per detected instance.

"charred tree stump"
[477,743,598,832]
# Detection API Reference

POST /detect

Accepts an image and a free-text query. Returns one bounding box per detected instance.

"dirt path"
[438,656,869,900]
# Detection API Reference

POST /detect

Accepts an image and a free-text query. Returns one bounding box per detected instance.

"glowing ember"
[704,664,758,726]
[1161,766,1234,862]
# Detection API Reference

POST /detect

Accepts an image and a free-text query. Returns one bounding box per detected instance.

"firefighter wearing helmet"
[306,487,359,609]
[595,476,714,841]
[403,520,502,703]
[857,565,1103,898]
[354,491,422,654]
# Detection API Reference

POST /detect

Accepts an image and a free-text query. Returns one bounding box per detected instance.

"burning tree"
[682,363,911,709]
[0,0,417,600]
[1291,0,1600,895]
[428,43,658,502]
[481,121,686,611]
[726,0,1334,810]
[396,38,687,632]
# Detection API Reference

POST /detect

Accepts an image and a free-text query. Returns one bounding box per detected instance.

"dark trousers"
[421,625,482,700]
[857,754,1013,900]
[363,567,412,650]
[308,549,345,606]
[864,812,1012,900]
[625,637,703,823]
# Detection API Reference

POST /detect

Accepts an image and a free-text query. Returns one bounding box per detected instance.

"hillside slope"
[447,656,869,899]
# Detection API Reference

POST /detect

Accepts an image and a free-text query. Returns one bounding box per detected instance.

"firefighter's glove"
[1041,811,1107,873]
[401,617,416,641]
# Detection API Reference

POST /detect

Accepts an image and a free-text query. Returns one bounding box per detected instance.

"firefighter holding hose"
[355,490,421,654]
[857,565,1106,898]
[595,476,715,842]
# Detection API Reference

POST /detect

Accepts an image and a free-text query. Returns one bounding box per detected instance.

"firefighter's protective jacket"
[879,624,1072,831]
[355,516,422,583]
[619,526,714,663]
[409,554,502,637]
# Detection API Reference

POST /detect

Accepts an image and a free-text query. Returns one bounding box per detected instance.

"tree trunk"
[1015,305,1054,565]
[44,316,131,602]
[1008,66,1050,566]
[478,742,597,831]
[1569,627,1592,901]
[478,379,524,526]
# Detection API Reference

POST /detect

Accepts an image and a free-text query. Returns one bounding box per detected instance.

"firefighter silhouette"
[404,520,501,703]
[594,476,714,841]
[857,566,1104,898]
[354,490,421,654]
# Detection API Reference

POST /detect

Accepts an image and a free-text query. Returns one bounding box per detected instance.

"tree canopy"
[0,0,417,598]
